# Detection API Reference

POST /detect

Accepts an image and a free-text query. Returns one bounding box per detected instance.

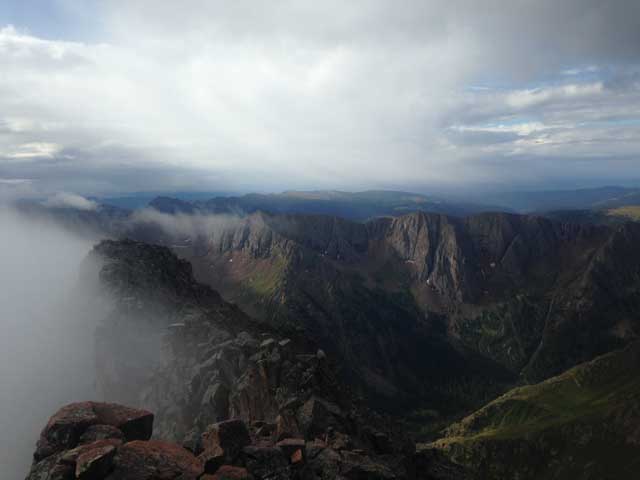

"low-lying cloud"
[0,208,103,477]
[42,192,98,210]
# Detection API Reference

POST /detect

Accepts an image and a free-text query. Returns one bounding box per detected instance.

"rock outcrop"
[27,401,466,480]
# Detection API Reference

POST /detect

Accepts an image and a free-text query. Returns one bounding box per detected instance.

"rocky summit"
[27,400,468,480]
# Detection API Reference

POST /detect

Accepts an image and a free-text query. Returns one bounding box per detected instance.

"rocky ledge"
[27,401,467,480]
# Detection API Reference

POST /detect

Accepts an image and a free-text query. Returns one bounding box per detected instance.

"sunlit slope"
[432,342,640,479]
[607,205,640,222]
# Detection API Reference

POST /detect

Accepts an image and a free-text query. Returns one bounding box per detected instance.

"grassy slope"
[431,342,640,479]
[606,205,640,221]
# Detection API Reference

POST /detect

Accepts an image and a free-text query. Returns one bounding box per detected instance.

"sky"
[1,0,640,197]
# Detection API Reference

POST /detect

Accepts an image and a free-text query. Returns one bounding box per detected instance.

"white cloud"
[0,178,31,185]
[506,83,604,109]
[451,122,554,137]
[0,1,639,192]
[5,142,62,160]
[42,192,98,211]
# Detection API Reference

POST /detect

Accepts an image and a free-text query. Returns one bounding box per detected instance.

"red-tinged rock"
[203,465,253,479]
[26,453,74,480]
[35,402,100,460]
[35,402,153,461]
[80,424,125,444]
[201,419,251,465]
[109,440,203,480]
[290,449,303,464]
[92,402,154,441]
[59,439,122,465]
[75,441,117,479]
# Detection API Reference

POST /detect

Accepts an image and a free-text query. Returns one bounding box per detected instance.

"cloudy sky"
[1,1,639,196]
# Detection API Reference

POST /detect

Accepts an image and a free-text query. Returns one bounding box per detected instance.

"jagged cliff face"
[176,213,513,413]
[85,240,258,407]
[161,211,640,416]
[85,241,394,444]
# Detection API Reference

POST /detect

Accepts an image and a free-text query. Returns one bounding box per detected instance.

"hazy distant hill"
[148,190,501,220]
[543,206,640,225]
[474,186,640,213]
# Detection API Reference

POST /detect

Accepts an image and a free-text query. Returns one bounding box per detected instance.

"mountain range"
[18,187,640,479]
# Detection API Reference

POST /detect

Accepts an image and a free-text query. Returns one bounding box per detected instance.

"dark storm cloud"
[0,0,639,194]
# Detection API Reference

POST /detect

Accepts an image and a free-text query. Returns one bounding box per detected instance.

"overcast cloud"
[0,0,639,195]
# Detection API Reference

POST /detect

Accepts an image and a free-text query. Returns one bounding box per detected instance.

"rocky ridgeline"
[44,239,467,479]
[27,400,466,479]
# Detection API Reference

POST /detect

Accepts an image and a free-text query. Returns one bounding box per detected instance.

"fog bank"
[0,208,103,477]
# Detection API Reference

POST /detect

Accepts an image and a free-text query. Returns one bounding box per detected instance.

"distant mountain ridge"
[147,190,504,220]
[473,186,640,213]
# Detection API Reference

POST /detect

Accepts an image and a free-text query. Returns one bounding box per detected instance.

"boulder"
[27,453,74,480]
[91,402,154,441]
[109,440,203,479]
[59,439,121,465]
[79,425,125,444]
[75,441,117,479]
[35,402,100,460]
[201,419,251,466]
[35,401,154,461]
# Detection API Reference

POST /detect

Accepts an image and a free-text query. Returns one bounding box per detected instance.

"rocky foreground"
[26,401,467,479]
[25,239,469,479]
